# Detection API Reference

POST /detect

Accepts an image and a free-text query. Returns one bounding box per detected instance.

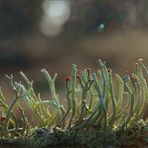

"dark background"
[0,0,147,116]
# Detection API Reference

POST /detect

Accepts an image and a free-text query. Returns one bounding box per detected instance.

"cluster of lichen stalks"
[0,59,147,147]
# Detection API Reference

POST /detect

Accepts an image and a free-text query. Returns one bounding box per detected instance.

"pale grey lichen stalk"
[0,59,147,147]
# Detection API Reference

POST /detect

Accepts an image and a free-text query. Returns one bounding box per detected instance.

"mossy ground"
[0,119,147,148]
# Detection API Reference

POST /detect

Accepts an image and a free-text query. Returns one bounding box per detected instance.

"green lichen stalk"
[0,59,147,147]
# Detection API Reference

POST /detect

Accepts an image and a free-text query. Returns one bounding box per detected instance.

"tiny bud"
[1,116,6,122]
[107,68,112,73]
[89,78,94,82]
[86,68,91,72]
[83,100,87,103]
[126,71,129,75]
[138,58,144,63]
[134,63,139,67]
[65,76,70,82]
[77,74,80,80]
[98,59,102,63]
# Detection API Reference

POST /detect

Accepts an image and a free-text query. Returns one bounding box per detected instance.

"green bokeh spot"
[97,23,105,32]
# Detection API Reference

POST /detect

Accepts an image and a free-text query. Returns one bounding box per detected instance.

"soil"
[0,138,147,148]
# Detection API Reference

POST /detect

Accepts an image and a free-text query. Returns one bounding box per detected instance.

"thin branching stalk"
[0,58,147,147]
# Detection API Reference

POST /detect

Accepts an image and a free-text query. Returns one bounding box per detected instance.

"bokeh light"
[40,0,71,36]
[97,23,105,32]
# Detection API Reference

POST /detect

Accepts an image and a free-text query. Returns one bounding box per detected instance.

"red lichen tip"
[65,76,70,82]
[77,74,81,80]
[1,116,6,122]
[138,58,144,63]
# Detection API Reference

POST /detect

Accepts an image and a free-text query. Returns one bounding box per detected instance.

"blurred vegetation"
[0,0,42,38]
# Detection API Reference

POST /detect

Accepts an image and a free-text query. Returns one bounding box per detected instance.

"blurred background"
[0,0,147,117]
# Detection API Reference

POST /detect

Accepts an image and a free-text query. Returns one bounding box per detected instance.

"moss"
[26,119,147,148]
